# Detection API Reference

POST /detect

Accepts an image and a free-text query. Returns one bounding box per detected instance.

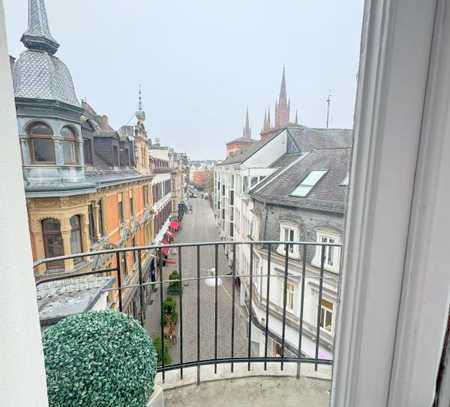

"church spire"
[279,65,287,104]
[243,108,251,139]
[21,0,59,55]
[275,66,290,127]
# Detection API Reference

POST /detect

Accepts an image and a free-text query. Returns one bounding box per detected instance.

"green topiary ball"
[43,310,158,407]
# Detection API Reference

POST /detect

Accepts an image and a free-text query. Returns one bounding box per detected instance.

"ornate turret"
[13,0,79,106]
[21,0,59,55]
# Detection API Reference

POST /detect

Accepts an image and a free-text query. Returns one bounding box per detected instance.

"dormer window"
[61,126,79,164]
[28,122,55,163]
[290,170,327,197]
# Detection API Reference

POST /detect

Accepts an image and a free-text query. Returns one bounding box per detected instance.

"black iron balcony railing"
[34,241,341,384]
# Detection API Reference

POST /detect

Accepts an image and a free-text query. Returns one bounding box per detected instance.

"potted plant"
[153,336,172,366]
[167,271,183,296]
[42,310,163,407]
[162,297,177,344]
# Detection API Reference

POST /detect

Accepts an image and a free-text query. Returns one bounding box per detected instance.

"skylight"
[290,170,327,197]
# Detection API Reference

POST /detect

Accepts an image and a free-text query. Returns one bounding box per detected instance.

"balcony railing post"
[315,243,326,371]
[196,245,201,385]
[247,242,254,371]
[297,244,307,379]
[138,249,144,326]
[214,243,219,374]
[281,243,289,370]
[264,243,272,371]
[178,247,184,380]
[158,247,165,382]
[115,251,123,312]
[231,243,236,373]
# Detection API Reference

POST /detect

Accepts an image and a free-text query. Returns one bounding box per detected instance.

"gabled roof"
[250,148,351,214]
[218,129,284,166]
[218,125,352,167]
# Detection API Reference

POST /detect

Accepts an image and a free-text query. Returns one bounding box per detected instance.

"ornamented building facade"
[10,0,187,318]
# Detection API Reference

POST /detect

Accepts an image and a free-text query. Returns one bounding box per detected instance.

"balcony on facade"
[34,240,339,406]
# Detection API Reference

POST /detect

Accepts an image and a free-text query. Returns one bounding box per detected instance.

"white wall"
[0,2,48,405]
[243,131,287,168]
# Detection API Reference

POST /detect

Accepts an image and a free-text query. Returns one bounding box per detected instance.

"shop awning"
[161,247,170,256]
[170,220,180,230]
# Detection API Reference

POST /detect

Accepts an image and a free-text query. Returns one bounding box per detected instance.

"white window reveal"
[290,170,327,197]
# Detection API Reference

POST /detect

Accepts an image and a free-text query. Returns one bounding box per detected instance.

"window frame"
[118,192,125,224]
[42,218,64,270]
[312,230,341,272]
[277,222,300,258]
[69,215,83,265]
[319,298,334,334]
[28,122,56,164]
[61,126,79,165]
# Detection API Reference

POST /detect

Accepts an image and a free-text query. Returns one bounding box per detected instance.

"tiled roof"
[251,148,351,214]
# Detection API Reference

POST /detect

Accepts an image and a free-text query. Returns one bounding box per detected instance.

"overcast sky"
[4,0,363,160]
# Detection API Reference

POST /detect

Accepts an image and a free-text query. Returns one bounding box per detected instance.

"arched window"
[28,122,55,163]
[42,218,64,270]
[70,215,83,264]
[61,126,79,164]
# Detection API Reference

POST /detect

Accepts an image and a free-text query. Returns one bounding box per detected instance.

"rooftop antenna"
[326,93,332,128]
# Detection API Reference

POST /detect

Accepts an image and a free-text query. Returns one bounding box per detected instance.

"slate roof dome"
[13,0,80,107]
[14,50,80,106]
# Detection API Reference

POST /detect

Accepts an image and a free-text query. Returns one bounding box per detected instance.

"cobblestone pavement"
[144,197,248,366]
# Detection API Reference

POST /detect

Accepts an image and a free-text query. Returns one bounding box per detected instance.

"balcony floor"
[164,376,331,407]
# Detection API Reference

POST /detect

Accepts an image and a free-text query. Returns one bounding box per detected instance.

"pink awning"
[170,220,180,230]
[166,231,176,238]
[161,247,170,256]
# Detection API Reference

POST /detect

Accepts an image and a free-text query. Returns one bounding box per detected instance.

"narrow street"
[145,197,248,366]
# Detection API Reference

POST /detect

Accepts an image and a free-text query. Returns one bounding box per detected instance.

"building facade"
[214,68,352,357]
[10,0,187,320]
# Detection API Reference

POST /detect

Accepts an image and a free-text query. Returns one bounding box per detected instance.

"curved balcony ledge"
[159,363,331,407]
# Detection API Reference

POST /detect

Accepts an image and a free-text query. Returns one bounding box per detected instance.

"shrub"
[43,310,157,407]
[153,336,172,366]
[167,271,182,295]
[162,296,178,323]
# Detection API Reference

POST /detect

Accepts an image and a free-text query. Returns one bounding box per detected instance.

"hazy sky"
[4,0,363,160]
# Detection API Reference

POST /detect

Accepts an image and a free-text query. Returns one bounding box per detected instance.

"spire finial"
[295,110,299,125]
[21,0,59,55]
[136,85,146,123]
